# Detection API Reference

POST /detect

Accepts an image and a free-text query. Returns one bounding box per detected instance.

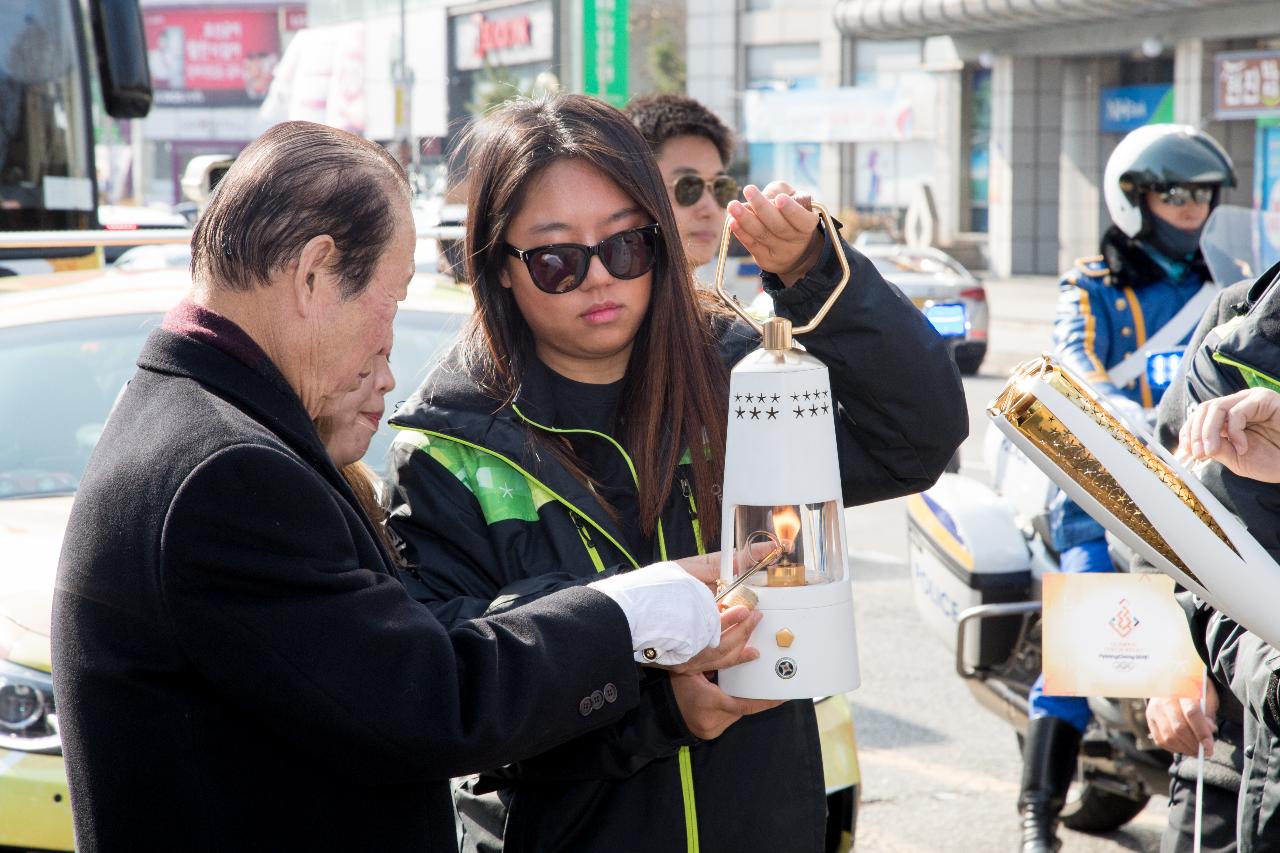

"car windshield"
[113,246,194,272]
[0,309,463,499]
[0,314,158,499]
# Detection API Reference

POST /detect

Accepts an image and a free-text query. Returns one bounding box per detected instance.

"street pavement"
[843,275,1172,852]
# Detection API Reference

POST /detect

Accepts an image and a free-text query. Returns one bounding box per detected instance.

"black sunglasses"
[1155,184,1215,206]
[670,174,738,208]
[503,224,661,295]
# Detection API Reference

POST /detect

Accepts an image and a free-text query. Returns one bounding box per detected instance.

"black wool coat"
[52,316,642,853]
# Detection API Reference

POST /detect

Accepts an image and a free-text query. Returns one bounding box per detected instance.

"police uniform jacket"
[1050,225,1210,551]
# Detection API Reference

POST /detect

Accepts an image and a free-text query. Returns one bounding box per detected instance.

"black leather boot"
[1017,716,1082,853]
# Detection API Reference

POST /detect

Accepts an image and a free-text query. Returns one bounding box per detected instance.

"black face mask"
[1147,214,1203,260]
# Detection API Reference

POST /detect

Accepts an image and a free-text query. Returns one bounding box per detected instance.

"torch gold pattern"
[989,356,1235,584]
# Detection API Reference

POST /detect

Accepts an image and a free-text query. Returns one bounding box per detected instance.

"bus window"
[0,0,95,233]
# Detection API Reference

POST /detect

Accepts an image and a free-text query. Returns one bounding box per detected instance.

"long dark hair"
[458,94,730,541]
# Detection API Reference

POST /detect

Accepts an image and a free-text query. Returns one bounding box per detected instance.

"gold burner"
[989,356,1236,584]
[768,561,806,587]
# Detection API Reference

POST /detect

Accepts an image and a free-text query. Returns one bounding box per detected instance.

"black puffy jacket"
[1166,259,1280,852]
[384,235,968,852]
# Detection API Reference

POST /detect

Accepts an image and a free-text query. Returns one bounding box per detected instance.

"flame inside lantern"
[772,506,801,553]
[768,506,805,586]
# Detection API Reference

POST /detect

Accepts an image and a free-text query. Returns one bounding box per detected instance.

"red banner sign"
[1215,50,1280,119]
[144,6,306,107]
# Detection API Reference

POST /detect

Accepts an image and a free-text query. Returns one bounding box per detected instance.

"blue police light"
[923,303,967,338]
[1146,350,1183,391]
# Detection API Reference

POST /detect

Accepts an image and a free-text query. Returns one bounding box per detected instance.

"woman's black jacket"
[385,236,968,852]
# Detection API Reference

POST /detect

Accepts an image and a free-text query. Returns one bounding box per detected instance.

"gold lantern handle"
[712,201,851,349]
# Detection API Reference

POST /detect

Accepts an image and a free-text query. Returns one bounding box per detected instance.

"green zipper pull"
[678,471,705,556]
[570,512,608,574]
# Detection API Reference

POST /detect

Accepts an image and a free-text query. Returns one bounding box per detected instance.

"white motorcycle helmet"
[1103,124,1236,238]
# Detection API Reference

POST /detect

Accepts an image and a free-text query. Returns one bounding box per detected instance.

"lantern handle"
[711,201,852,337]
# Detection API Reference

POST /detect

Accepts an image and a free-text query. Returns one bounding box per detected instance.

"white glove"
[589,561,720,666]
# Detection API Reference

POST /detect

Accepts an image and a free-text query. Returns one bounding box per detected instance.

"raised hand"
[727,181,822,287]
[1180,387,1280,482]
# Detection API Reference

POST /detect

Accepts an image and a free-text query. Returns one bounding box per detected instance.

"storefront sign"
[1215,50,1280,120]
[144,6,304,107]
[582,0,628,108]
[453,2,554,72]
[1099,84,1173,134]
[743,82,934,144]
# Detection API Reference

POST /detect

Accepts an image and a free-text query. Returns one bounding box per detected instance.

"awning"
[834,0,1241,40]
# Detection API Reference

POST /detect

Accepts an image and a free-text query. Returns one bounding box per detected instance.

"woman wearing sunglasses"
[385,94,966,853]
[627,94,738,269]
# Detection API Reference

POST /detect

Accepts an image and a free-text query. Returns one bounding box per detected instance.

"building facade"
[836,0,1280,275]
[691,0,1280,276]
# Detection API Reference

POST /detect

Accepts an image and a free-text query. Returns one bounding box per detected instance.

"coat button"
[579,697,593,716]
[603,683,618,703]
[1115,298,1126,311]
[591,690,605,710]
[1121,326,1132,337]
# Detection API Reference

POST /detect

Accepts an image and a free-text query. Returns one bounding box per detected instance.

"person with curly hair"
[626,94,737,269]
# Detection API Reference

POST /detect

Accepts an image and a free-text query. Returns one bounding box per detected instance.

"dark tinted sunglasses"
[670,174,738,208]
[503,224,661,295]
[1156,184,1215,206]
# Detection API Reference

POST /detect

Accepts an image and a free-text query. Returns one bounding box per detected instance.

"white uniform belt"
[1107,283,1219,387]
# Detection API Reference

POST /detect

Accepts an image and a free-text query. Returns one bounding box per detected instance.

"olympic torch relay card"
[1042,573,1204,700]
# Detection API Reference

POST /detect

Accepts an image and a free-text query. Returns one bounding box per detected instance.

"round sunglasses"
[1155,184,1215,206]
[503,224,662,295]
[670,174,738,208]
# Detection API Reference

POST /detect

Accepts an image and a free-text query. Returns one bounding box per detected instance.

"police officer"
[1019,124,1237,853]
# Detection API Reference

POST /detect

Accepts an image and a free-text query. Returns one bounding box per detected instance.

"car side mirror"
[89,0,153,119]
[181,155,237,207]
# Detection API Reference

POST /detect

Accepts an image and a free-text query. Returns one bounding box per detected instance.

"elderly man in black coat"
[52,121,739,853]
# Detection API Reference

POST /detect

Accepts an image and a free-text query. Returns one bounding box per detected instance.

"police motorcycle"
[907,204,1276,834]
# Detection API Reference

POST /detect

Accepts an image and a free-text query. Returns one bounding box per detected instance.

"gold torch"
[989,355,1280,648]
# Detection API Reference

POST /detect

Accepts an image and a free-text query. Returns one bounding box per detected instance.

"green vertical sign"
[583,0,629,107]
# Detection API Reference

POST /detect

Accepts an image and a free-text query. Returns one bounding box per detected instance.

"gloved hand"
[590,561,720,666]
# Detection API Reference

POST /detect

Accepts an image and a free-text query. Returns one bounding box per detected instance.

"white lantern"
[711,205,861,700]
